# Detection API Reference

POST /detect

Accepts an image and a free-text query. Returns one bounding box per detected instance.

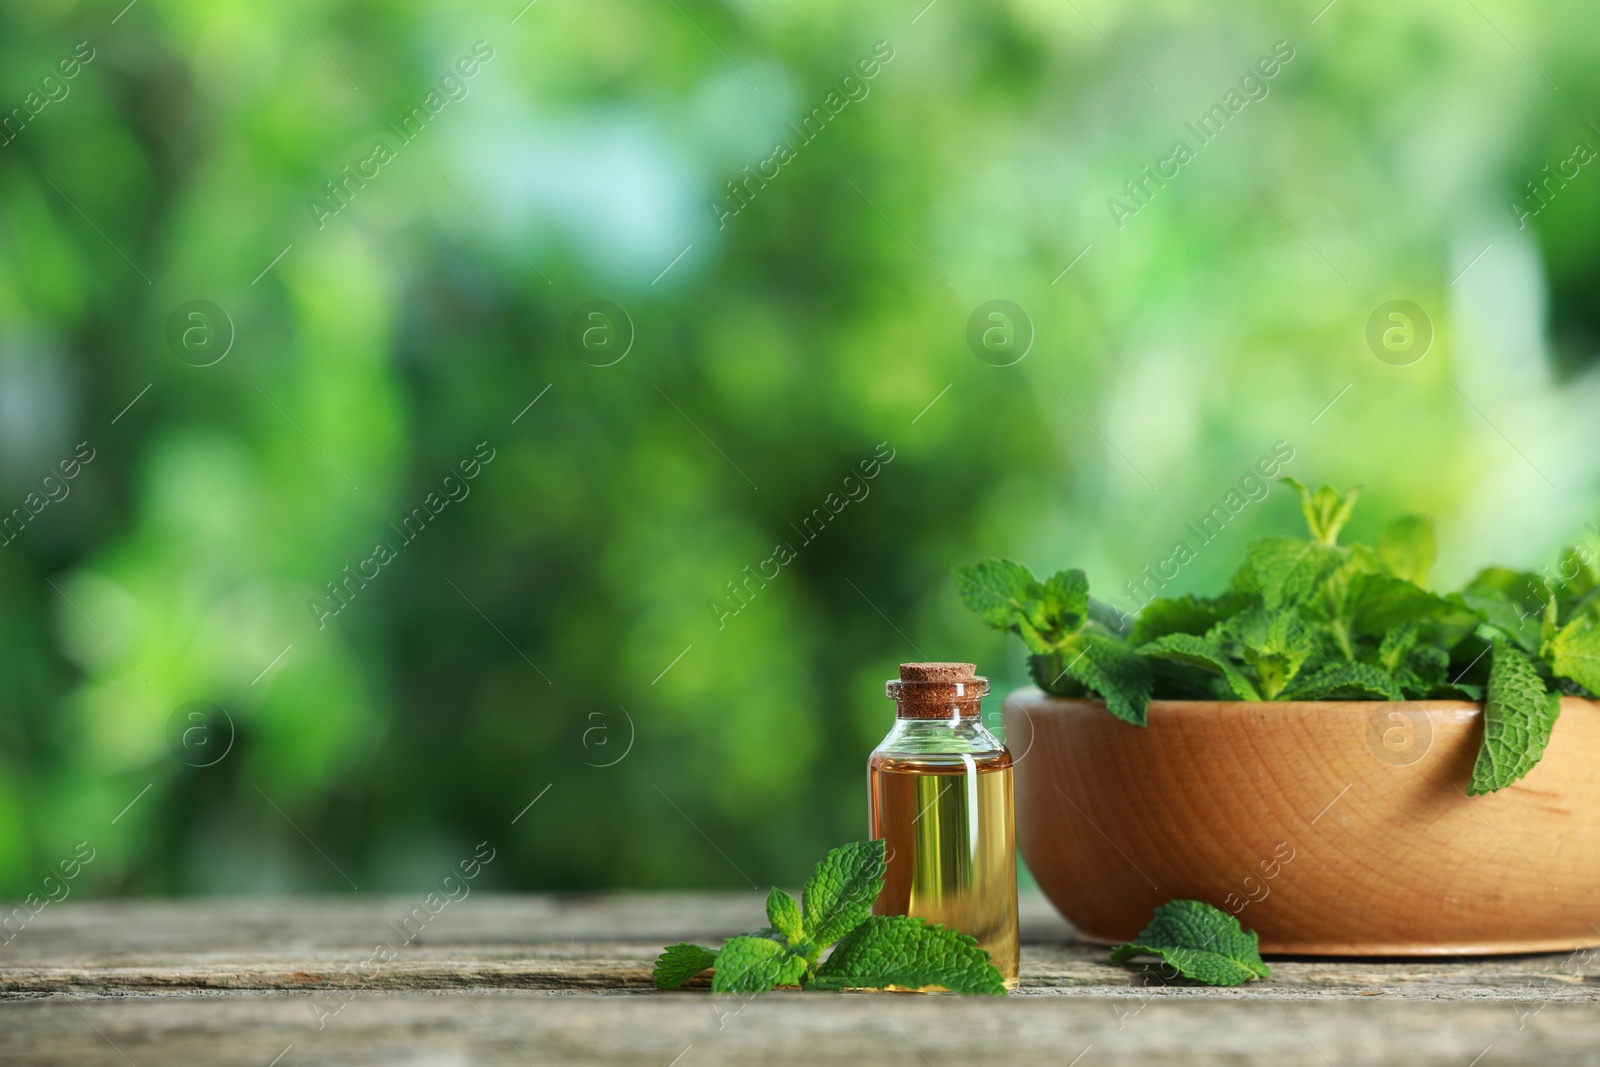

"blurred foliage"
[1,0,1599,896]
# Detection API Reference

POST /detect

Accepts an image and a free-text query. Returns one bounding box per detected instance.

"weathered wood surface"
[1,892,1596,1065]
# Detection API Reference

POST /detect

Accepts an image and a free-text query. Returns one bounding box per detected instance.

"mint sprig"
[801,839,885,948]
[957,480,1600,794]
[1110,900,1271,987]
[954,559,1151,724]
[651,839,1007,995]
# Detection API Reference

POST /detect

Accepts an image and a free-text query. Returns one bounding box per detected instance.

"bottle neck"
[875,711,1005,756]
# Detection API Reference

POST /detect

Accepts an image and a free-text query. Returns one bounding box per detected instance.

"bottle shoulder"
[871,717,1010,758]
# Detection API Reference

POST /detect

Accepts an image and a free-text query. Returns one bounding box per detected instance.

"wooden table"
[2,892,1595,1065]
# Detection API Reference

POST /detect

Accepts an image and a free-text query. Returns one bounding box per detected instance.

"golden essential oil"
[868,663,1020,989]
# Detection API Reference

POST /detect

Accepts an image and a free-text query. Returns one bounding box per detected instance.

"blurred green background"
[2,0,1598,897]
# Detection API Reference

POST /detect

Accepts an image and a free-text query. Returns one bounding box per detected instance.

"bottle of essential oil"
[869,662,1019,988]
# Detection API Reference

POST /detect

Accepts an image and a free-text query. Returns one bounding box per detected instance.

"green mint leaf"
[810,915,1006,994]
[1546,615,1600,694]
[1460,593,1541,654]
[1217,605,1315,700]
[767,888,803,944]
[1232,536,1344,609]
[1128,593,1251,646]
[1279,661,1404,701]
[653,943,719,989]
[1446,637,1497,687]
[1346,574,1479,647]
[1280,478,1361,546]
[955,559,1089,654]
[801,840,887,948]
[1139,632,1261,701]
[1461,568,1547,652]
[1396,643,1449,697]
[711,935,803,993]
[1035,633,1151,724]
[1145,655,1235,699]
[1378,621,1421,673]
[1378,515,1436,586]
[954,558,1039,633]
[1552,546,1599,617]
[1027,652,1086,698]
[777,954,808,985]
[1464,566,1545,603]
[1041,568,1090,632]
[1468,642,1561,795]
[1110,900,1270,987]
[1087,597,1134,638]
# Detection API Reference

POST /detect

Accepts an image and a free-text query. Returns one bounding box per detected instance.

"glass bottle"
[868,662,1019,988]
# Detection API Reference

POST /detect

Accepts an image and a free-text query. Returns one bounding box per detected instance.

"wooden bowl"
[1004,688,1600,955]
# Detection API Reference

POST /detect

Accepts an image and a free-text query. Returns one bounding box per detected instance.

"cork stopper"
[902,659,972,684]
[897,662,976,683]
[887,662,988,717]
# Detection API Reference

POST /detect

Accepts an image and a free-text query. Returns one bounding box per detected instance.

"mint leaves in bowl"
[962,481,1600,955]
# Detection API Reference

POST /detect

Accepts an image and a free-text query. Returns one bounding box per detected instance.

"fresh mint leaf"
[1035,633,1152,724]
[1460,593,1540,654]
[1546,615,1600,694]
[954,559,1038,634]
[1404,646,1482,699]
[1465,567,1546,604]
[1087,597,1134,638]
[1110,900,1270,986]
[1027,652,1086,697]
[653,943,719,989]
[1379,515,1436,586]
[1041,569,1090,632]
[1279,661,1404,701]
[1346,573,1478,646]
[801,839,887,949]
[1552,546,1599,617]
[1468,643,1561,795]
[767,888,803,944]
[1146,655,1237,699]
[1139,632,1262,701]
[1232,536,1344,609]
[1542,586,1561,648]
[1216,605,1315,700]
[1395,643,1447,697]
[711,935,804,993]
[953,560,1090,654]
[1128,593,1251,646]
[810,915,1006,994]
[1281,478,1361,546]
[1378,621,1420,673]
[1461,568,1548,653]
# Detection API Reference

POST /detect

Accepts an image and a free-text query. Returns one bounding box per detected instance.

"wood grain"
[0,893,1596,1065]
[1007,690,1600,954]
